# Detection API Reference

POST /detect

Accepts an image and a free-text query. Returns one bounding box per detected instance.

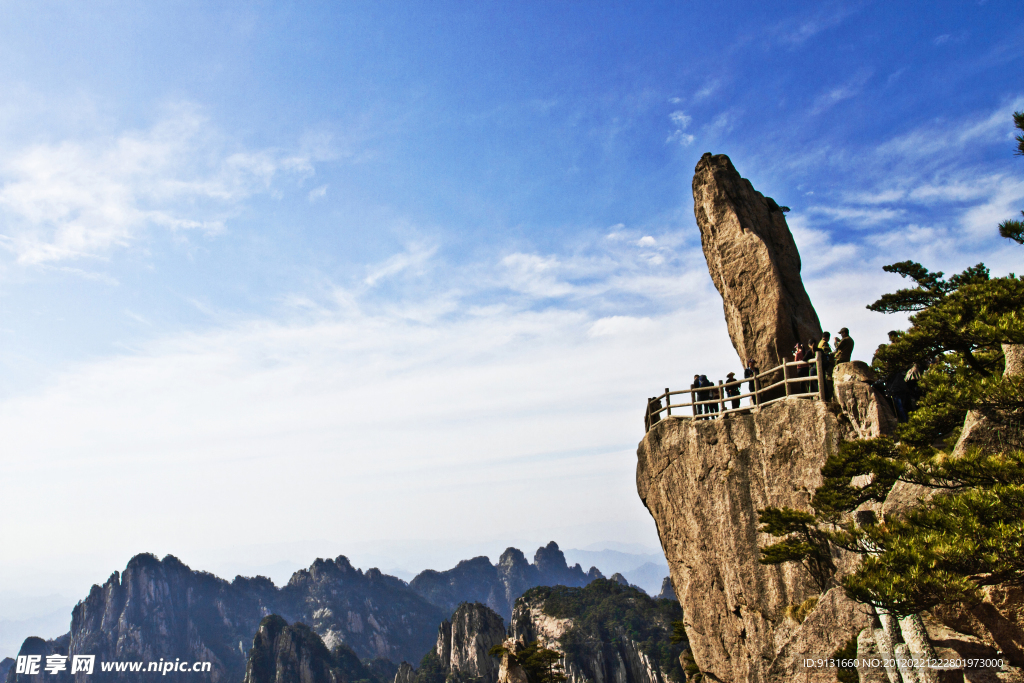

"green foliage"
[759,116,1024,620]
[680,649,702,681]
[489,641,566,683]
[525,580,686,683]
[516,641,567,683]
[866,261,990,313]
[999,111,1024,243]
[1001,212,1024,245]
[1015,111,1024,155]
[840,450,1024,615]
[416,648,448,683]
[757,508,836,592]
[783,596,818,624]
[833,637,859,683]
[669,620,687,644]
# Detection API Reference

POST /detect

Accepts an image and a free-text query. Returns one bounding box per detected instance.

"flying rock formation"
[637,155,1021,682]
[692,153,821,372]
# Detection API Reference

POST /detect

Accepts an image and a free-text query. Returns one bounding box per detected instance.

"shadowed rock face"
[242,616,382,683]
[434,603,506,683]
[692,153,822,372]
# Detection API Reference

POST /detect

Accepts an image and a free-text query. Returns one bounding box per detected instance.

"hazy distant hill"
[562,549,669,594]
[408,541,602,620]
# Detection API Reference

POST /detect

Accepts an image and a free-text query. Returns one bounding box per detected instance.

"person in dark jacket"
[886,372,910,422]
[725,371,741,409]
[699,374,717,418]
[744,358,759,405]
[690,375,703,418]
[645,396,662,431]
[834,327,854,364]
[815,332,834,400]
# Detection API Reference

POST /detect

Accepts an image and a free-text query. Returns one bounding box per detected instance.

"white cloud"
[805,205,902,225]
[811,70,872,114]
[0,234,736,592]
[669,111,692,128]
[637,236,656,247]
[667,110,695,146]
[0,105,314,265]
[308,184,328,201]
[694,80,719,101]
[364,242,438,286]
[587,315,654,338]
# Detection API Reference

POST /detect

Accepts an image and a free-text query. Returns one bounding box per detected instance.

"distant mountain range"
[3,541,671,683]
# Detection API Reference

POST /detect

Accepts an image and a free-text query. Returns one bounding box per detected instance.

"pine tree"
[757,112,1024,634]
[999,111,1024,244]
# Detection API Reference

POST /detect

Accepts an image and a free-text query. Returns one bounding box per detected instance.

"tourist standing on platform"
[725,371,741,409]
[815,332,834,400]
[793,341,810,393]
[690,375,703,417]
[744,358,759,405]
[834,327,854,363]
[699,374,717,418]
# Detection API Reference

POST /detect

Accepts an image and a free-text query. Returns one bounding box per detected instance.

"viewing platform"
[644,351,829,432]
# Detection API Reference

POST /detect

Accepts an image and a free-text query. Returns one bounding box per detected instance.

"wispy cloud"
[666,110,695,146]
[769,3,860,46]
[364,242,438,286]
[811,69,873,114]
[0,104,314,265]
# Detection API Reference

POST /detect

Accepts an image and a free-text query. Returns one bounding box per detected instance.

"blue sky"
[0,0,1022,647]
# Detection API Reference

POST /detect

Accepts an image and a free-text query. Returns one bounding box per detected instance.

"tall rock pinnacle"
[692,153,821,370]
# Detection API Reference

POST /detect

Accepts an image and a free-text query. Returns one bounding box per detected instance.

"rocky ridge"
[5,542,604,683]
[6,553,441,683]
[410,542,603,621]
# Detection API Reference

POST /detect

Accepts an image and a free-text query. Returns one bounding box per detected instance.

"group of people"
[787,328,855,398]
[688,373,743,419]
[645,328,859,430]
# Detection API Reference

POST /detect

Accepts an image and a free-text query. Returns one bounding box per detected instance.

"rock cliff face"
[287,558,445,664]
[433,603,506,683]
[507,581,684,683]
[636,401,866,683]
[692,153,821,372]
[242,615,382,683]
[410,542,602,621]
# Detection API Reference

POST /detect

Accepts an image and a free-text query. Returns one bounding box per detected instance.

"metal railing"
[644,350,828,431]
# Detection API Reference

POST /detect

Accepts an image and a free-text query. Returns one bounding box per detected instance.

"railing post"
[718,380,725,414]
[665,388,671,416]
[816,350,826,401]
[783,361,790,397]
[753,372,759,406]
